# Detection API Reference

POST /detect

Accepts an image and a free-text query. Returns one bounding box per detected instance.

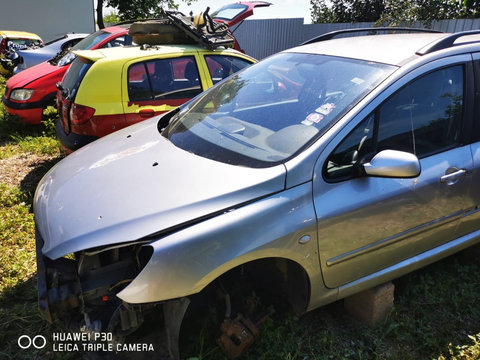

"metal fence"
[234,18,480,59]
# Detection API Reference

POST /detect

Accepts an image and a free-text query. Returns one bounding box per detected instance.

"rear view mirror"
[363,150,420,178]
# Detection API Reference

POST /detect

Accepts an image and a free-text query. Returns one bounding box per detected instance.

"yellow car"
[0,30,42,74]
[56,44,256,153]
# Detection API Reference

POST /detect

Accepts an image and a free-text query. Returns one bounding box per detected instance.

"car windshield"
[7,38,42,50]
[51,30,112,66]
[163,52,396,168]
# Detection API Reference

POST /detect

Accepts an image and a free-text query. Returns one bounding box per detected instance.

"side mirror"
[362,150,420,178]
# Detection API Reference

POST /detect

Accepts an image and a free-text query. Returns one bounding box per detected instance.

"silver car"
[34,28,480,358]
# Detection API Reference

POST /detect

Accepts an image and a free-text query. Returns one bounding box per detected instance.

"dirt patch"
[0,153,61,191]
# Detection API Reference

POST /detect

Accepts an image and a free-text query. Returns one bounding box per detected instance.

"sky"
[177,0,312,24]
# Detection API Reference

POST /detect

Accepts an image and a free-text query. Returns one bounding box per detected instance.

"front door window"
[325,65,464,182]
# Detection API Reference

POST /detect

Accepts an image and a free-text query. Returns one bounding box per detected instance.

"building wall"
[0,0,95,41]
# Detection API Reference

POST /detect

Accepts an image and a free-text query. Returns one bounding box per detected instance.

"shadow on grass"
[0,115,45,143]
[20,156,63,196]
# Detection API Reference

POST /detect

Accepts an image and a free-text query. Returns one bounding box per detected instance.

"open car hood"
[6,60,61,88]
[34,116,286,259]
[212,1,272,27]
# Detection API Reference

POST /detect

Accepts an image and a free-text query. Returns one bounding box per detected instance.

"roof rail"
[301,27,441,45]
[416,29,480,55]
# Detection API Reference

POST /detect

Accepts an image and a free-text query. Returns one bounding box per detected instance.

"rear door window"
[128,56,202,101]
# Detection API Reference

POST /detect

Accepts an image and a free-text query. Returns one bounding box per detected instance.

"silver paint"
[34,116,286,259]
[118,182,321,303]
[363,150,421,178]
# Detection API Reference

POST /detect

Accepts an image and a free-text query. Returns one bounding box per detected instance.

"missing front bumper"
[36,228,81,323]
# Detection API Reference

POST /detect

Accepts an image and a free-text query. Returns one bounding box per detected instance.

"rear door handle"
[440,168,466,185]
[139,109,155,118]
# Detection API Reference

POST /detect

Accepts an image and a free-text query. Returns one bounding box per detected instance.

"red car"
[2,25,133,124]
[212,1,271,26]
[2,2,271,125]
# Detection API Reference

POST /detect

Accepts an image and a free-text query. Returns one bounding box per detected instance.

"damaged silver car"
[34,28,480,358]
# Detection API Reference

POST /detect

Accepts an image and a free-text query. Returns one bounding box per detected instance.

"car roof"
[0,30,42,40]
[74,44,252,63]
[290,31,480,67]
[290,33,451,66]
[101,24,132,35]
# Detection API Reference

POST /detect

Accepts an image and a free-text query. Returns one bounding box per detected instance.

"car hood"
[6,60,60,88]
[34,117,286,259]
[17,47,55,61]
[16,50,52,71]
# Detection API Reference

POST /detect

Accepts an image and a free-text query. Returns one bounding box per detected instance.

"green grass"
[0,75,67,359]
[1,74,480,360]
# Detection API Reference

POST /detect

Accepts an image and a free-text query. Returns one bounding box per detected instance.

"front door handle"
[440,168,466,185]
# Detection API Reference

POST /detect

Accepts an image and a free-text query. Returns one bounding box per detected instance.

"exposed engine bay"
[36,230,286,359]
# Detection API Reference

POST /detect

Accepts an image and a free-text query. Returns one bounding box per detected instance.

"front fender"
[118,182,321,304]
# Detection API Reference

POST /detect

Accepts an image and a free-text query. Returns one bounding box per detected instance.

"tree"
[379,0,461,25]
[378,0,475,26]
[311,0,385,23]
[96,0,195,29]
[310,0,336,23]
[310,0,480,25]
[464,0,480,16]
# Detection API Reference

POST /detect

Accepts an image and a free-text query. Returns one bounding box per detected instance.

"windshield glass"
[51,30,111,67]
[163,52,396,168]
[211,4,248,20]
[8,38,42,50]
